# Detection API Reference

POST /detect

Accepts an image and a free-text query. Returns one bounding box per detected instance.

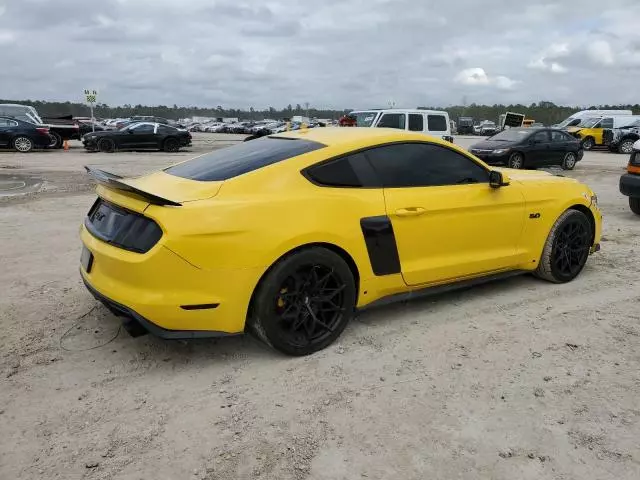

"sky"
[0,0,639,109]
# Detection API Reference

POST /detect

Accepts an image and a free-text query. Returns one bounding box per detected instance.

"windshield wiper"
[456,177,479,184]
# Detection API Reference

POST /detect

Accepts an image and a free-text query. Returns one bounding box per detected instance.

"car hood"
[469,140,515,150]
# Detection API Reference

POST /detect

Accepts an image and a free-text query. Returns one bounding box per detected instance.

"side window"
[0,119,11,127]
[600,118,614,129]
[408,114,424,132]
[551,131,566,142]
[533,131,550,143]
[157,125,175,134]
[305,153,373,188]
[562,132,576,141]
[377,113,406,130]
[132,124,154,133]
[365,143,489,188]
[427,115,448,132]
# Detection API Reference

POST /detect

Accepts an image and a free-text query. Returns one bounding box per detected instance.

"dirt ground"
[1,133,639,480]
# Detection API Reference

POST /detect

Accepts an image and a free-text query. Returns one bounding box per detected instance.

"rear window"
[427,115,448,132]
[165,137,326,181]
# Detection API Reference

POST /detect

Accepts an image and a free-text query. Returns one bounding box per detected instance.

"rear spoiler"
[84,166,182,207]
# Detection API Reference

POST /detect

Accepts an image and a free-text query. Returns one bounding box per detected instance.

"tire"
[535,209,593,283]
[581,137,595,150]
[49,132,62,149]
[561,152,577,170]
[97,138,115,153]
[630,197,640,215]
[618,139,635,154]
[163,137,179,152]
[13,136,33,153]
[247,247,357,356]
[507,152,524,169]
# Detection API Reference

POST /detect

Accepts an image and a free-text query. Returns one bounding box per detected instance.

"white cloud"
[527,43,570,73]
[0,31,15,45]
[454,68,517,90]
[587,40,615,66]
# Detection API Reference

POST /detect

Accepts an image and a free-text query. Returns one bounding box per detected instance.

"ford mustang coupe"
[80,128,602,355]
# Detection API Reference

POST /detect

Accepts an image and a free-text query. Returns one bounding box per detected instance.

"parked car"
[603,119,640,154]
[348,108,453,142]
[553,109,633,129]
[0,104,79,148]
[0,116,51,152]
[619,139,640,215]
[479,121,498,136]
[457,117,474,135]
[76,119,105,137]
[82,122,191,152]
[80,128,601,355]
[567,115,640,150]
[469,127,583,170]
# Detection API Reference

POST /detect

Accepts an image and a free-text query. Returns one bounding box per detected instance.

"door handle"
[395,207,426,217]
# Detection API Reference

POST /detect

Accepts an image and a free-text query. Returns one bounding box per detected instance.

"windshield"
[487,129,531,141]
[621,119,640,128]
[555,116,580,128]
[349,111,378,127]
[0,105,42,124]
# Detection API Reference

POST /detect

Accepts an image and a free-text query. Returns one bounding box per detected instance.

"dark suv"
[620,139,640,214]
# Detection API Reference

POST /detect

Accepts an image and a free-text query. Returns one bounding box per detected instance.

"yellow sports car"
[80,128,602,355]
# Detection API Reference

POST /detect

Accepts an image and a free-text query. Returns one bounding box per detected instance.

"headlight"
[493,148,510,155]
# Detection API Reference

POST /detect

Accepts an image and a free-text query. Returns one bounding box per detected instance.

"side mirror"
[489,170,510,188]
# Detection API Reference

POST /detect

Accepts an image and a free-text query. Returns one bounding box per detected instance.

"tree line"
[1,99,638,125]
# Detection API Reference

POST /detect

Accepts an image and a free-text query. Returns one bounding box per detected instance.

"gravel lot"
[1,132,639,480]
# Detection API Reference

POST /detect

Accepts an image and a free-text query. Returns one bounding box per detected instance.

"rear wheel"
[97,138,115,153]
[247,247,356,356]
[49,132,63,149]
[582,137,595,150]
[163,137,179,152]
[561,152,577,170]
[618,139,635,154]
[535,209,592,283]
[13,136,33,153]
[508,152,524,169]
[629,197,640,215]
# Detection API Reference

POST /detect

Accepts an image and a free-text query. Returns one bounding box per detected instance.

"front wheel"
[561,152,577,170]
[535,209,592,283]
[582,137,595,150]
[508,152,524,169]
[618,139,635,154]
[97,138,115,153]
[49,132,63,149]
[163,138,179,152]
[247,247,357,356]
[630,197,640,215]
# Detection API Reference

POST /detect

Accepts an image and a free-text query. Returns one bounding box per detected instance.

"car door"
[549,130,571,164]
[528,130,553,166]
[597,117,614,145]
[364,142,527,286]
[0,118,14,147]
[122,123,156,149]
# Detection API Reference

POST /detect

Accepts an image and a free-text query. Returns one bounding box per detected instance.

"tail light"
[36,127,49,134]
[630,152,640,166]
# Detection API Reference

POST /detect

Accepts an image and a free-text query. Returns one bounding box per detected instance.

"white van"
[554,109,633,129]
[348,109,453,142]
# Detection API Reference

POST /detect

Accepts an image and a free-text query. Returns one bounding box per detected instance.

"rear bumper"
[82,277,232,339]
[80,224,262,335]
[620,173,640,197]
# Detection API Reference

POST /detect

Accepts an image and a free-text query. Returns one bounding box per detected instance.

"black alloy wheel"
[97,138,115,153]
[535,210,592,283]
[164,138,179,152]
[248,247,356,356]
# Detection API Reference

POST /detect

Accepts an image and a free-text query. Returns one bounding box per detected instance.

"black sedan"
[469,128,583,170]
[83,122,191,153]
[0,116,52,152]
